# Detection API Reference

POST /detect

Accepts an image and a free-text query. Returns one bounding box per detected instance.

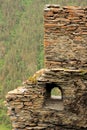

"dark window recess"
[45,83,63,100]
[45,83,64,110]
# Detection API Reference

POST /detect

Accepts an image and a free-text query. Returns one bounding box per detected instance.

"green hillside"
[0,0,87,129]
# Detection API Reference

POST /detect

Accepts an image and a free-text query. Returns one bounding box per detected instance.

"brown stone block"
[29,123,36,127]
[76,10,85,14]
[44,41,53,47]
[44,11,53,17]
[45,61,62,68]
[52,8,62,13]
[66,9,77,14]
[44,23,57,28]
[81,31,87,35]
[56,18,70,23]
[10,116,18,121]
[63,89,75,98]
[63,6,80,10]
[14,104,23,109]
[66,26,77,31]
[12,122,22,128]
[74,36,83,41]
[72,19,82,23]
[24,102,33,106]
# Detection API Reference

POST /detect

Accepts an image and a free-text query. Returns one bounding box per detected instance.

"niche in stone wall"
[45,83,64,110]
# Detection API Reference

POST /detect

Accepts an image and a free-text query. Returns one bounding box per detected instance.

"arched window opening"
[45,83,64,110]
[51,87,62,100]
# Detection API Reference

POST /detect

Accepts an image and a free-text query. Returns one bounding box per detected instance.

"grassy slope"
[0,124,11,130]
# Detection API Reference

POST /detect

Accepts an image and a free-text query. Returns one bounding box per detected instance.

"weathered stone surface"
[5,5,87,130]
[44,5,87,69]
[6,68,87,130]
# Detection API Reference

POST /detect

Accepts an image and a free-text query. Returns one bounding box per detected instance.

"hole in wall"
[51,87,62,100]
[45,83,64,110]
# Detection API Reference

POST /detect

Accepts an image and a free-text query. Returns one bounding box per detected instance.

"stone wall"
[44,5,87,69]
[6,5,87,130]
[6,68,87,130]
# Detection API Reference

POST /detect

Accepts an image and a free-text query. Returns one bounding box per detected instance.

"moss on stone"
[79,70,87,75]
[28,76,37,84]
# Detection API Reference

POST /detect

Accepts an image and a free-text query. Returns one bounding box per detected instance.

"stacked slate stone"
[6,68,87,130]
[44,5,87,69]
[6,85,46,130]
[38,68,87,129]
[6,5,87,130]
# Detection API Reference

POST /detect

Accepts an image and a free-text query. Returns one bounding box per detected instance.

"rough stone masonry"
[44,5,87,69]
[6,5,87,130]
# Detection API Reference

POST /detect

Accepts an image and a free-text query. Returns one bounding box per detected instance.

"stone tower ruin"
[6,5,87,130]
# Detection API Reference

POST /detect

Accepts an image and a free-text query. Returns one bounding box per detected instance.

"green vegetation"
[0,0,87,129]
[0,99,11,130]
[0,124,10,130]
[51,87,61,97]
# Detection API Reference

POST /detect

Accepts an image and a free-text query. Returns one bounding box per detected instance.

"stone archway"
[45,83,64,110]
